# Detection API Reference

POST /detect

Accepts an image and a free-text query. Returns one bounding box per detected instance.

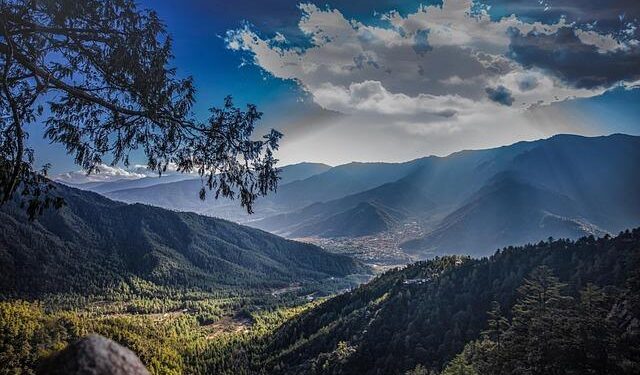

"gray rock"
[38,334,150,375]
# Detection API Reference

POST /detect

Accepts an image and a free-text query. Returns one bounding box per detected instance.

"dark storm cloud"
[509,28,640,89]
[200,0,442,45]
[484,0,640,36]
[486,85,515,106]
[413,30,433,56]
[518,75,539,91]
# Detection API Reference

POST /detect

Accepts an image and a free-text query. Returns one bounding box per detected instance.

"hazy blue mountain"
[277,162,331,184]
[289,202,404,238]
[255,134,640,257]
[106,178,209,210]
[401,134,640,256]
[253,172,436,236]
[501,134,640,230]
[103,162,335,222]
[101,159,431,223]
[0,183,367,298]
[268,160,429,209]
[62,179,128,191]
[75,134,640,258]
[401,173,608,256]
[250,136,556,236]
[66,173,199,194]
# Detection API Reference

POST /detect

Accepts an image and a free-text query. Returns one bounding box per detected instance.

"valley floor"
[3,230,639,375]
[296,220,426,267]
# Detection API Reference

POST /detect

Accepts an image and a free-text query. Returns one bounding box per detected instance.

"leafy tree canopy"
[0,0,282,217]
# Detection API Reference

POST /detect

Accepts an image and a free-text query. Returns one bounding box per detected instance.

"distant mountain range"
[62,173,199,194]
[65,134,640,258]
[254,134,640,257]
[90,162,331,222]
[0,183,366,299]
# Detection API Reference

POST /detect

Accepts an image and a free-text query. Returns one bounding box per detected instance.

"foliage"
[444,267,640,375]
[0,299,316,375]
[2,229,639,374]
[439,355,477,375]
[0,183,366,299]
[0,0,281,217]
[252,229,640,374]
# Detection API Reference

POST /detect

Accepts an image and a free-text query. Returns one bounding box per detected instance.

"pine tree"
[440,354,477,375]
[482,301,508,348]
[500,266,573,375]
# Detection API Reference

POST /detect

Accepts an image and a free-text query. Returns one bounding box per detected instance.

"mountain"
[74,134,640,259]
[66,173,199,194]
[248,229,640,375]
[401,173,608,257]
[102,162,335,222]
[254,134,640,257]
[268,160,429,209]
[277,162,332,184]
[0,183,367,299]
[290,202,403,238]
[255,175,435,237]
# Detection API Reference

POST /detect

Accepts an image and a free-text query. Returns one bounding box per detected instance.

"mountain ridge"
[0,183,367,299]
[252,229,640,374]
[255,134,640,257]
[61,134,640,259]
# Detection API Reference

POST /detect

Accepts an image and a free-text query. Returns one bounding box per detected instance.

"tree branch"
[0,41,149,117]
[1,85,24,203]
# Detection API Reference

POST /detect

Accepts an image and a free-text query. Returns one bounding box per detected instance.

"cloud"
[509,27,640,89]
[486,85,515,106]
[225,0,639,163]
[54,163,186,184]
[313,80,470,117]
[482,0,640,37]
[54,164,148,184]
[517,75,539,91]
[227,0,637,112]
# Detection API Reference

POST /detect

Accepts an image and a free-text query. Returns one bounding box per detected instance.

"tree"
[505,266,574,375]
[406,364,433,375]
[574,284,618,375]
[482,301,508,349]
[0,0,281,217]
[440,354,477,375]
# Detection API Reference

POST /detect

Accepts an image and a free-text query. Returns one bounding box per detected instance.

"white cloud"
[227,0,632,119]
[226,0,637,164]
[574,29,626,53]
[312,80,476,117]
[54,164,148,184]
[53,163,187,184]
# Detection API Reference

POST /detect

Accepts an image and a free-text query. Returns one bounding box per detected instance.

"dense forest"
[0,298,318,375]
[253,228,640,374]
[2,229,638,374]
[0,182,371,375]
[0,183,367,300]
[438,265,640,375]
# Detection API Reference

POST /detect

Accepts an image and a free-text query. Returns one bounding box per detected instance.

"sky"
[31,0,640,177]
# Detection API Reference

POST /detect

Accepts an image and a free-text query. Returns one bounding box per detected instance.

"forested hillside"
[0,183,367,299]
[88,135,640,260]
[246,229,640,374]
[2,228,638,374]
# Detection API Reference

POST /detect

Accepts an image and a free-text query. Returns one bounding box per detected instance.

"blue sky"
[31,0,640,174]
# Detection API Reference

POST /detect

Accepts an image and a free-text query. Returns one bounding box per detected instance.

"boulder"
[38,334,150,375]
